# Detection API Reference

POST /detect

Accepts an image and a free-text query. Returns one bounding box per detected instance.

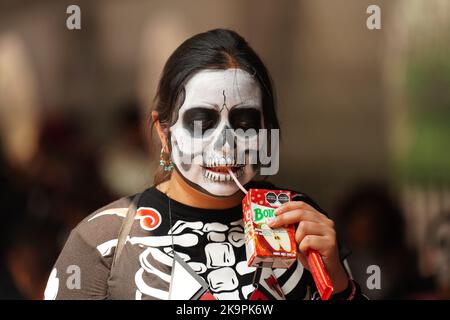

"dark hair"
[151,28,279,184]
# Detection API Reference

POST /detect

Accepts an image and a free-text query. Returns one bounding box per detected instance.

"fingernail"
[267,218,276,226]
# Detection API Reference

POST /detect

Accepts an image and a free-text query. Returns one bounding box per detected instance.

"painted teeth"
[202,166,245,182]
[204,157,238,167]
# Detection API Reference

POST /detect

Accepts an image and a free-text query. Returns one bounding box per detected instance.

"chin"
[203,184,240,197]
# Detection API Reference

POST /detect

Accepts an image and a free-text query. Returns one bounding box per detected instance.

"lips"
[202,165,245,182]
[204,166,242,173]
[201,156,246,182]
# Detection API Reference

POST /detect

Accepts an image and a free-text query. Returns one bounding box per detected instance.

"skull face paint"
[170,68,263,197]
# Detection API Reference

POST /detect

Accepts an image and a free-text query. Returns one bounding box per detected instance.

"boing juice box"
[243,189,297,269]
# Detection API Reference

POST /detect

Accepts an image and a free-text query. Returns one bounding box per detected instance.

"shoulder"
[70,195,135,250]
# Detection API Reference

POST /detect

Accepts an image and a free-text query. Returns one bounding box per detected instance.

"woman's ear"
[152,111,169,151]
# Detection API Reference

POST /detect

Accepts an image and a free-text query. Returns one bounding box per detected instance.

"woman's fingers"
[268,209,322,227]
[268,206,334,229]
[274,201,317,216]
[294,221,334,245]
[275,202,332,224]
[298,234,336,257]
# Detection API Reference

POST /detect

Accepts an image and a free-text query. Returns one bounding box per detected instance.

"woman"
[45,29,364,300]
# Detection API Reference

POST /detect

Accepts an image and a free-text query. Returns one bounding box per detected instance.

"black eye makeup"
[182,107,220,135]
[229,108,262,132]
[181,106,262,137]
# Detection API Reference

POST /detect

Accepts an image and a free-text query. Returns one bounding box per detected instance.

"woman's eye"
[236,121,253,130]
[182,108,219,134]
[229,108,261,132]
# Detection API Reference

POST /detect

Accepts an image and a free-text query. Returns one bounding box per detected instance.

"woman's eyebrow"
[229,104,262,111]
[184,102,219,109]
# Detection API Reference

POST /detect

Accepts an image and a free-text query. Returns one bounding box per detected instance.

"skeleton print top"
[44,182,361,300]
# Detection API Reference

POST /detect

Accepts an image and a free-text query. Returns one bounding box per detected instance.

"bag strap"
[110,193,142,272]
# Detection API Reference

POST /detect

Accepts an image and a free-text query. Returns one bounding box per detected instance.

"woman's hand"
[267,201,349,293]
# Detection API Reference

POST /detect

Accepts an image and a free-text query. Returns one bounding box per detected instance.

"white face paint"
[169,68,263,197]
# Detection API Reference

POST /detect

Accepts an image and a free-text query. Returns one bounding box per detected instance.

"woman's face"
[169,68,263,197]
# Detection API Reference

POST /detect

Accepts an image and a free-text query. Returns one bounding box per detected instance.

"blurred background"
[0,0,449,299]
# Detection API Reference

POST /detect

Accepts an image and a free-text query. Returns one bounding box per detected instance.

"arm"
[44,228,111,300]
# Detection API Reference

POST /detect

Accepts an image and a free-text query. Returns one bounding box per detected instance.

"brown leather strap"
[111,193,142,271]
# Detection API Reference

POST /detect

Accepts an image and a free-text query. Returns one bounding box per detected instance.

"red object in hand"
[307,250,334,300]
[243,189,298,269]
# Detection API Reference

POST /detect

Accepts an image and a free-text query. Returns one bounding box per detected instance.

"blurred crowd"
[0,101,151,299]
[335,184,449,299]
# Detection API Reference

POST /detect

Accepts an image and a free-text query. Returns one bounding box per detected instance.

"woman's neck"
[156,171,244,209]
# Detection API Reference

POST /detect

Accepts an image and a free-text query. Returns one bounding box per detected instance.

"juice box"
[242,189,297,268]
